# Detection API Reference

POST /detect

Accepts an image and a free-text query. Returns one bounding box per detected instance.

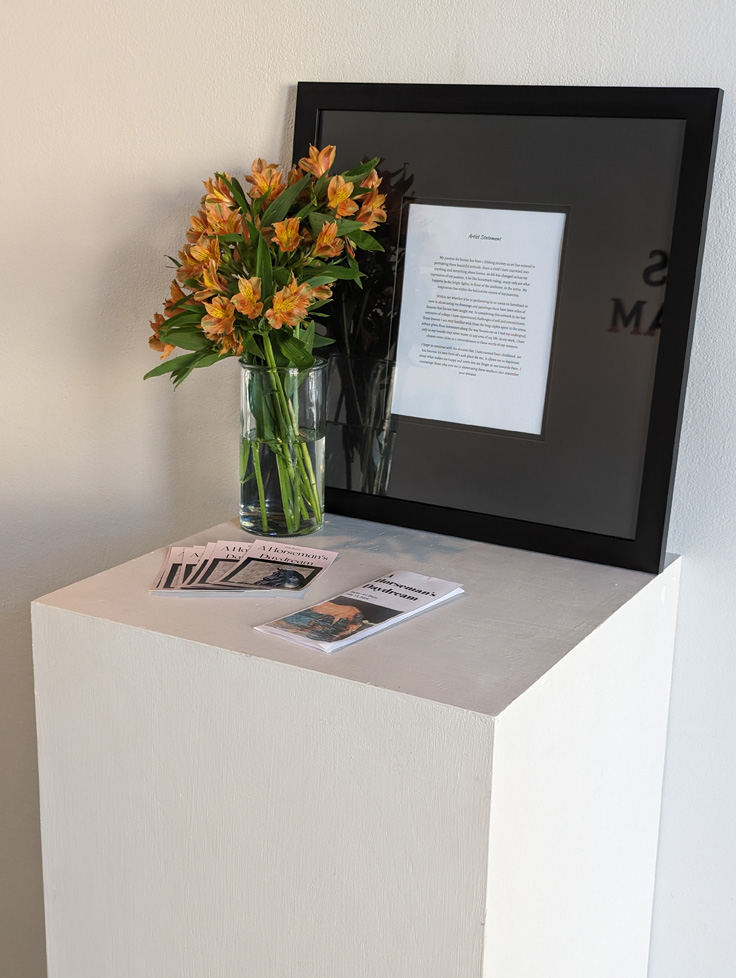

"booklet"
[215,540,338,591]
[151,546,188,591]
[150,540,338,594]
[182,540,254,589]
[151,545,210,591]
[254,571,463,652]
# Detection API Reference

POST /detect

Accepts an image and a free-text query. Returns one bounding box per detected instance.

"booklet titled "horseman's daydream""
[254,571,463,652]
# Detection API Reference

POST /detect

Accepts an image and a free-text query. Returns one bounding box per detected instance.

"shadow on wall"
[0,181,239,977]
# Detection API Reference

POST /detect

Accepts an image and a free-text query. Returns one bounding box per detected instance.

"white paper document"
[392,202,566,435]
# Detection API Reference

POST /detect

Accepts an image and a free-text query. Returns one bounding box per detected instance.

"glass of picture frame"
[292,83,722,572]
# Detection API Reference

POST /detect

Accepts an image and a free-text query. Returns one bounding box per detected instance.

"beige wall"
[2,0,735,975]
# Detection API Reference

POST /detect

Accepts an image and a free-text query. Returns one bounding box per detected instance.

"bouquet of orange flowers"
[146,145,386,537]
[146,144,385,384]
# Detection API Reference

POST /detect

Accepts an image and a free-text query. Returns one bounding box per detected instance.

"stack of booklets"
[151,539,338,594]
[255,571,463,652]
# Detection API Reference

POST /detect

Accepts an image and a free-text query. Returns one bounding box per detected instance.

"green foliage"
[261,174,310,225]
[255,232,273,298]
[275,333,314,371]
[342,157,380,181]
[348,229,385,252]
[159,327,212,351]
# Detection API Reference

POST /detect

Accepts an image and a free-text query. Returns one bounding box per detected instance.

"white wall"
[1,0,734,975]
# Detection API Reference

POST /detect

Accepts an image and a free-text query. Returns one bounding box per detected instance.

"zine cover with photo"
[273,596,402,643]
[219,557,322,591]
[255,571,464,652]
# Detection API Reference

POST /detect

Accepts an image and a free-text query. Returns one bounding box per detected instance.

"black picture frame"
[293,83,722,573]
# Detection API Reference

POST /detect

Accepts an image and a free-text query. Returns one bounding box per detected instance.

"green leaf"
[272,266,291,288]
[261,174,310,226]
[160,309,204,330]
[242,218,261,263]
[302,272,339,288]
[299,319,315,353]
[309,258,363,278]
[348,255,363,289]
[230,176,250,207]
[192,352,225,369]
[219,173,250,215]
[304,265,363,288]
[160,327,212,352]
[347,229,385,252]
[335,218,364,235]
[243,333,265,360]
[295,201,315,220]
[312,333,335,348]
[143,352,200,381]
[274,332,315,370]
[172,351,230,387]
[341,157,380,181]
[313,172,331,199]
[256,232,273,297]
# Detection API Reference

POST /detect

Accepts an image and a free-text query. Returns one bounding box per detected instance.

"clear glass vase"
[239,358,327,537]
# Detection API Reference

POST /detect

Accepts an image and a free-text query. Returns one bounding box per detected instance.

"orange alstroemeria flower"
[188,209,209,242]
[272,217,302,253]
[190,235,221,266]
[313,221,344,258]
[265,277,313,329]
[149,313,176,359]
[201,260,228,295]
[204,203,243,236]
[202,296,236,336]
[359,169,382,190]
[298,144,336,178]
[176,246,202,284]
[164,280,187,316]
[327,175,359,218]
[245,158,285,202]
[203,174,235,209]
[311,284,333,303]
[356,190,387,231]
[218,331,244,357]
[232,276,263,319]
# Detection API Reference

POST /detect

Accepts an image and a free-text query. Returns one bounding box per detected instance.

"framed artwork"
[292,83,722,572]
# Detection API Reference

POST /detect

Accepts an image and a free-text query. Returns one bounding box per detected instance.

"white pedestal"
[32,516,680,978]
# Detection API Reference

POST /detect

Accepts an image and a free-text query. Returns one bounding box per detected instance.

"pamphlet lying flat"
[150,540,338,594]
[254,571,463,652]
[152,545,207,591]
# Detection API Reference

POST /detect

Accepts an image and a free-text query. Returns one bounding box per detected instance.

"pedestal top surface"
[35,514,662,716]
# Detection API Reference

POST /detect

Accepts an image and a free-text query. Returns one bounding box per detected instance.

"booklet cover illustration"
[219,557,322,591]
[272,596,401,643]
